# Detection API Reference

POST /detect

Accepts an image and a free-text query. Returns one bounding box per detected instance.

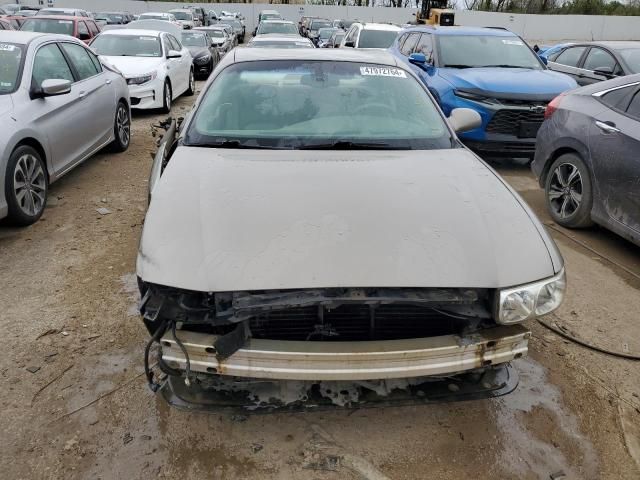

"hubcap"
[549,163,583,219]
[14,154,46,216]
[116,105,130,146]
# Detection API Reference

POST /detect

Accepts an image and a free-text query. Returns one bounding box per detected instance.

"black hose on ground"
[144,319,168,392]
[537,318,640,361]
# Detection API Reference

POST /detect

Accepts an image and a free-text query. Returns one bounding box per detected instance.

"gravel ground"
[1,81,639,480]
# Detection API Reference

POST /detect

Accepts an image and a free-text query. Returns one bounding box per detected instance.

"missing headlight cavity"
[139,284,496,343]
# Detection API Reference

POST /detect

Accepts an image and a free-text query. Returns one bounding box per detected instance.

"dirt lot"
[1,83,639,480]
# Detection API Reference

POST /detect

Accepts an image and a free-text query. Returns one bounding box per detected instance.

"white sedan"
[91,29,194,112]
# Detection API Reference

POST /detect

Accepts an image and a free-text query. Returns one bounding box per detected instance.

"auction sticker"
[502,39,524,46]
[360,66,406,78]
[0,43,17,51]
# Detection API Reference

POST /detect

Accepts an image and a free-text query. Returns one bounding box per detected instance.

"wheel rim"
[14,154,46,217]
[548,162,583,219]
[165,84,171,110]
[116,105,130,146]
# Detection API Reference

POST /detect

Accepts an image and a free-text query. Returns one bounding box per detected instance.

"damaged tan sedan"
[137,49,566,407]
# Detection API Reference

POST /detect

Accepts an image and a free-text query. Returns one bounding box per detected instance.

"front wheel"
[161,80,172,113]
[185,70,195,96]
[108,101,130,153]
[5,146,48,226]
[544,153,594,228]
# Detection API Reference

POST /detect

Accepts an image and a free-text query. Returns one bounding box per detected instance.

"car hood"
[187,46,209,58]
[438,67,577,97]
[0,95,13,117]
[137,148,560,292]
[99,56,164,78]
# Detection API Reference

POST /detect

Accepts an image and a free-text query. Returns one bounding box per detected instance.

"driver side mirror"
[79,32,91,41]
[343,40,354,48]
[594,66,614,77]
[448,108,482,133]
[31,79,72,99]
[167,50,182,59]
[409,52,433,71]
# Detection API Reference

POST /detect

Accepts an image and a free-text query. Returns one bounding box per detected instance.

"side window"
[162,35,171,55]
[400,33,420,56]
[626,91,640,120]
[554,46,587,67]
[168,35,182,51]
[60,42,98,80]
[416,33,434,60]
[599,85,635,110]
[77,21,89,39]
[583,48,620,74]
[32,43,74,86]
[87,21,99,36]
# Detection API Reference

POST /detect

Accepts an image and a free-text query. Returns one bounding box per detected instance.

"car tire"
[4,145,48,226]
[186,69,195,96]
[544,153,594,228]
[162,80,172,114]
[108,101,131,153]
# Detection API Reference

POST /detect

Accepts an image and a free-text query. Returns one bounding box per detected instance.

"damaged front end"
[139,282,530,401]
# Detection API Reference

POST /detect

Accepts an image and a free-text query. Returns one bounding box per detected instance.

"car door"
[29,42,88,175]
[161,34,180,98]
[548,46,588,84]
[580,47,623,85]
[76,20,91,44]
[59,41,114,152]
[588,82,640,232]
[168,34,190,95]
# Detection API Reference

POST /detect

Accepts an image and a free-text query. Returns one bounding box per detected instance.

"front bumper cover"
[160,324,529,381]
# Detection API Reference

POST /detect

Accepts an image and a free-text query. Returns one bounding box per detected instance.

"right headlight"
[496,269,566,324]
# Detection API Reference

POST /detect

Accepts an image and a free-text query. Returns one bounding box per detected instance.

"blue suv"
[390,26,577,159]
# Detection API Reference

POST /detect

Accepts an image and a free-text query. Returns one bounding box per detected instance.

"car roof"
[101,28,163,37]
[0,30,84,44]
[233,47,399,66]
[577,41,640,50]
[402,25,517,36]
[261,20,294,24]
[359,22,401,31]
[0,30,47,44]
[40,7,83,12]
[140,12,170,16]
[24,15,85,21]
[250,33,309,42]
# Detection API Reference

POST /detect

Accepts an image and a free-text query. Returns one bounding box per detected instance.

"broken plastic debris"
[96,207,112,215]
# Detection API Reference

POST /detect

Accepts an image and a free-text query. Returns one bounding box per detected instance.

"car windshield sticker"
[502,39,524,46]
[140,37,157,41]
[58,20,73,24]
[360,66,407,78]
[0,44,17,51]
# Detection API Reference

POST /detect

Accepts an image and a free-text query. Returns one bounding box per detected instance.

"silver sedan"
[0,31,131,225]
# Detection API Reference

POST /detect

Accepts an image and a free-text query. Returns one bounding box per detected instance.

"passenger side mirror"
[540,56,548,65]
[343,40,354,48]
[594,66,614,77]
[79,32,91,41]
[448,108,482,133]
[167,50,182,59]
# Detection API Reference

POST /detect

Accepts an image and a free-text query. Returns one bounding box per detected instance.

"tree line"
[465,0,640,15]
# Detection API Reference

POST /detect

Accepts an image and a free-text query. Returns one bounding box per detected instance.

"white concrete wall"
[14,0,640,41]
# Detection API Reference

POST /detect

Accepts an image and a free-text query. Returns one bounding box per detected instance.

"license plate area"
[518,121,542,138]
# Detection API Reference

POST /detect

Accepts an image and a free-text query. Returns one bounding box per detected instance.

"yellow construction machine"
[415,0,455,26]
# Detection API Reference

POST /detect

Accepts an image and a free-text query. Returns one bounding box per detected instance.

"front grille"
[486,108,545,136]
[248,304,473,341]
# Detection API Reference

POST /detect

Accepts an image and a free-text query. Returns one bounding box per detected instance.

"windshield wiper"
[479,64,531,69]
[299,140,400,150]
[200,140,279,149]
[443,64,474,69]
